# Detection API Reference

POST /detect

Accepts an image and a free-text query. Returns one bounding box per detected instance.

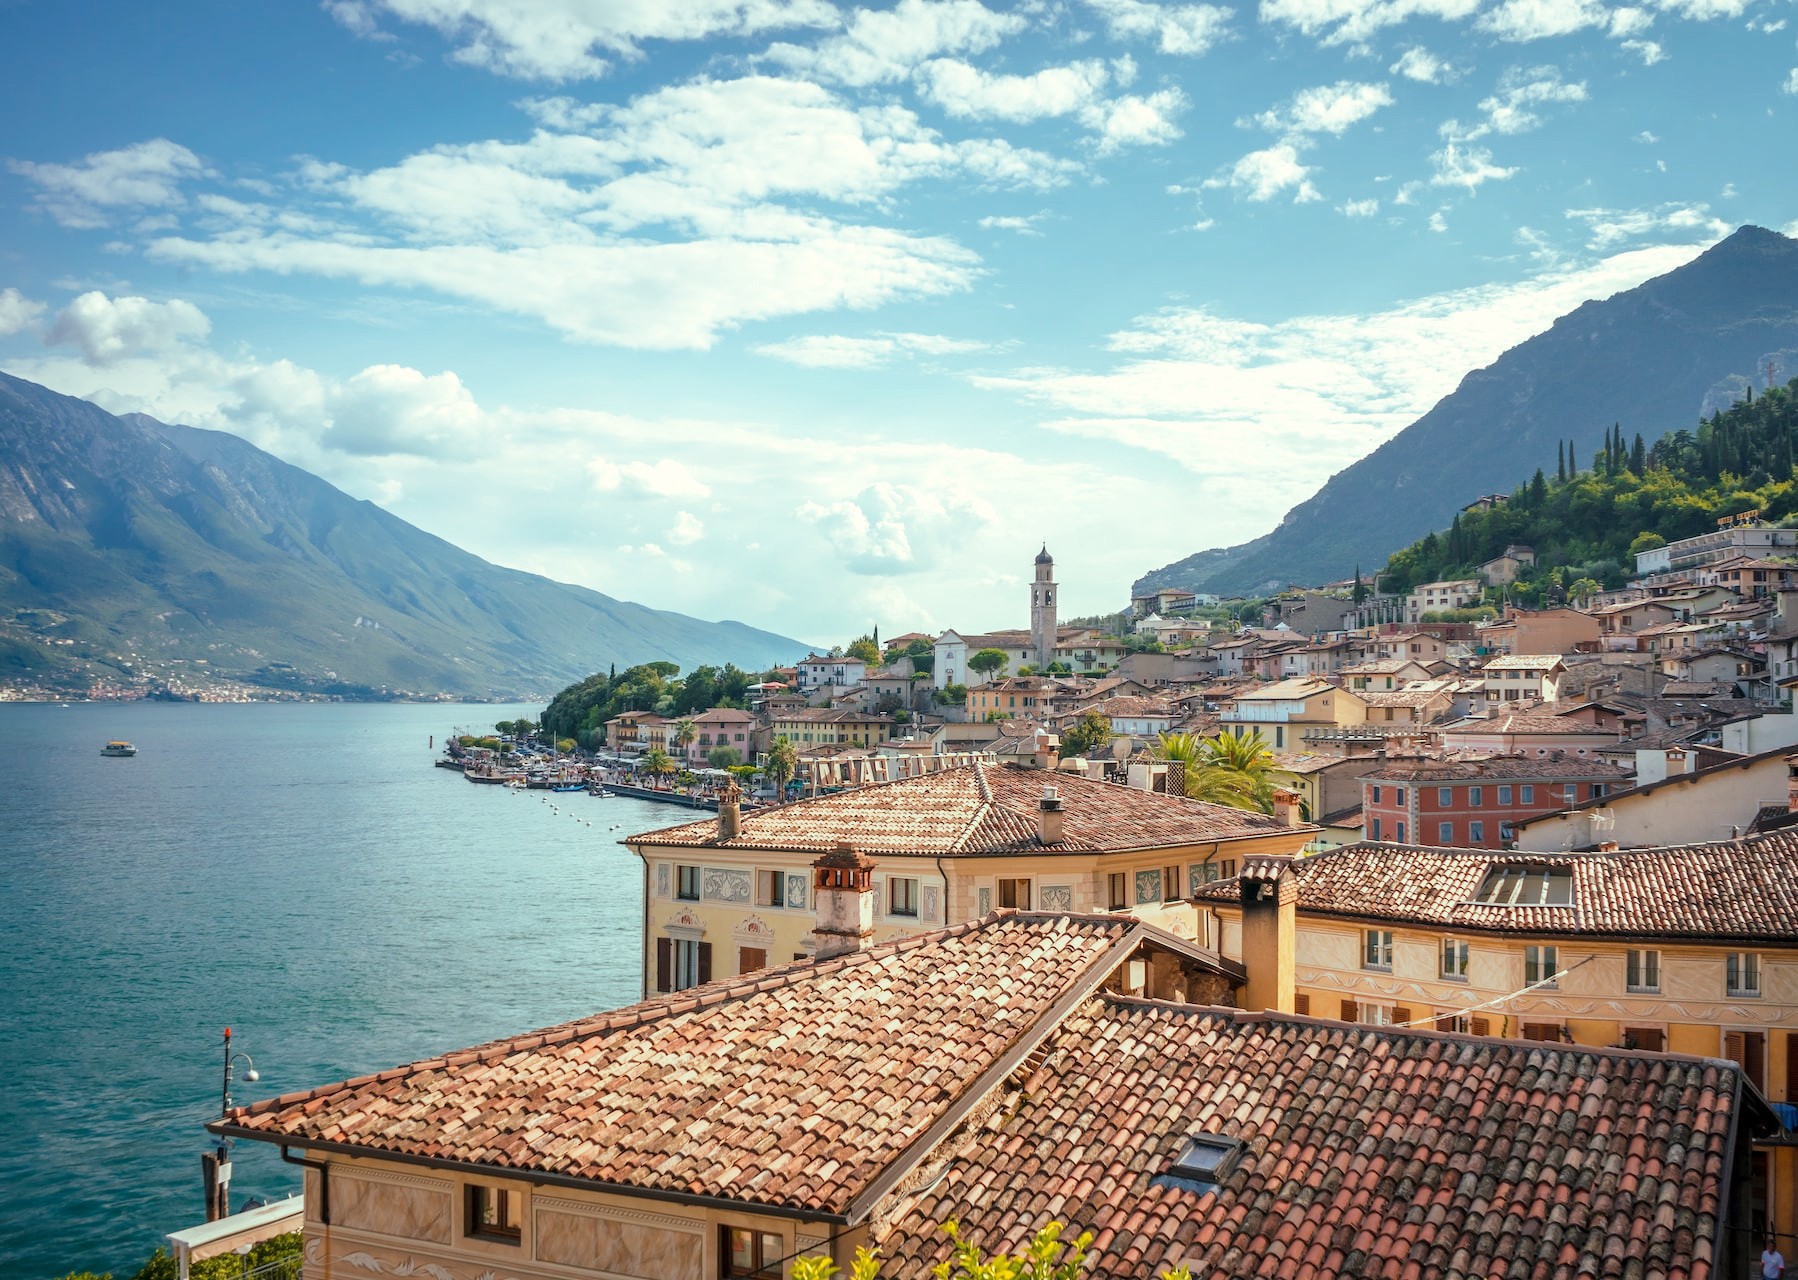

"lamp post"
[203,1027,260,1222]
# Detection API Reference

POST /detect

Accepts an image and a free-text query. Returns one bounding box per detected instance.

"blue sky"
[1,0,1794,645]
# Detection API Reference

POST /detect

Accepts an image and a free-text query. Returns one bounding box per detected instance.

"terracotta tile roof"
[1442,711,1610,736]
[217,914,1147,1218]
[1357,689,1449,708]
[1076,695,1172,719]
[1360,755,1631,782]
[877,999,1753,1280]
[1481,654,1566,670]
[627,762,1304,856]
[1232,677,1338,701]
[1195,831,1798,942]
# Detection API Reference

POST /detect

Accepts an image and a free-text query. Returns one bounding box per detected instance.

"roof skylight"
[1472,865,1574,907]
[1168,1133,1247,1186]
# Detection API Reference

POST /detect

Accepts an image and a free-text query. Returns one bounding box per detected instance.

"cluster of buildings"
[198,530,1798,1279]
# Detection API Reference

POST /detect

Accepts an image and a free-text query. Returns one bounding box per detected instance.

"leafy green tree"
[968,648,1009,680]
[1058,710,1113,759]
[764,736,799,797]
[707,745,742,769]
[793,1220,1194,1280]
[1155,729,1276,812]
[846,634,881,665]
[1629,531,1666,557]
[937,683,968,706]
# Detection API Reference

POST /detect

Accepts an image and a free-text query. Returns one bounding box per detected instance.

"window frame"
[1441,936,1470,981]
[1524,944,1559,988]
[1437,786,1453,806]
[1468,785,1483,807]
[1626,948,1661,994]
[998,877,1031,910]
[720,1225,786,1280]
[755,869,785,909]
[1520,784,1534,803]
[889,875,920,918]
[465,1184,523,1244]
[1727,951,1762,998]
[1107,871,1129,911]
[676,864,702,902]
[1363,929,1394,972]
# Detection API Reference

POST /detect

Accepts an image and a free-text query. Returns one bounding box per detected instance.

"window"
[1357,1002,1396,1026]
[1497,786,1512,805]
[890,876,919,917]
[1369,818,1382,841]
[1469,786,1483,807]
[466,1185,522,1242]
[1363,929,1394,971]
[1562,784,1578,803]
[1217,860,1236,879]
[1438,821,1453,844]
[1525,945,1559,988]
[1441,937,1470,981]
[1468,821,1484,844]
[755,870,784,908]
[721,1226,785,1279]
[1394,787,1407,805]
[1727,952,1762,998]
[1437,786,1453,806]
[1471,865,1573,906]
[1592,783,1608,798]
[1520,785,1534,804]
[1108,872,1129,911]
[1627,949,1661,993]
[998,878,1031,910]
[1371,785,1382,803]
[1168,1133,1247,1185]
[677,864,701,901]
[1395,821,1407,843]
[1162,865,1182,903]
[675,938,704,990]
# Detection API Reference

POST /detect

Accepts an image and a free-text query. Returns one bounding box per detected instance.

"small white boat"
[101,741,138,757]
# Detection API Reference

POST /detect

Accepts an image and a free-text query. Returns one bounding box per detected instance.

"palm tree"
[641,747,675,788]
[1154,728,1277,814]
[673,718,698,765]
[764,736,798,802]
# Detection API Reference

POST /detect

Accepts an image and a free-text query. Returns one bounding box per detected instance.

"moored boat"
[101,741,137,757]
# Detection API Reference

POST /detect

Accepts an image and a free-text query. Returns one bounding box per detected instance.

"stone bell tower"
[1030,544,1057,668]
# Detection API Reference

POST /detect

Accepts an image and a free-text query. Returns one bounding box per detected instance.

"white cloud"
[325,364,483,457]
[753,331,992,368]
[1207,141,1321,202]
[1254,80,1393,135]
[1390,46,1449,82]
[10,139,207,229]
[917,57,1110,120]
[978,212,1046,233]
[587,457,712,499]
[1622,38,1666,62]
[46,291,212,363]
[134,76,1091,349]
[668,511,705,545]
[1428,209,1448,231]
[1083,0,1233,54]
[1079,89,1188,151]
[0,288,46,337]
[1339,197,1380,217]
[1607,6,1655,35]
[1258,0,1480,46]
[1785,68,1798,94]
[1430,141,1516,189]
[343,0,836,80]
[1477,0,1609,40]
[764,0,1023,86]
[1564,202,1731,248]
[796,482,996,574]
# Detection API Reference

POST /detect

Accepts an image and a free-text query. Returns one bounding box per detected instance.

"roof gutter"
[209,1126,852,1226]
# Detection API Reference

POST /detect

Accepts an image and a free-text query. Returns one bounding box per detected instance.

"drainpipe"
[629,843,650,1001]
[935,855,952,925]
[280,1146,330,1225]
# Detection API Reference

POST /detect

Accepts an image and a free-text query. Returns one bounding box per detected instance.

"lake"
[0,701,662,1279]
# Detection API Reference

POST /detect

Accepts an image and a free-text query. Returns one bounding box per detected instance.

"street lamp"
[205,1027,261,1222]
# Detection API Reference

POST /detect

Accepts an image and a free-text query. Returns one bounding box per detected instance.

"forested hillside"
[1380,379,1798,603]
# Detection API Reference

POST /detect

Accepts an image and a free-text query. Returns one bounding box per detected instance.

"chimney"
[1238,855,1297,1014]
[1665,745,1693,775]
[1272,787,1302,827]
[1788,753,1798,812]
[1039,784,1065,845]
[715,777,742,841]
[811,843,876,961]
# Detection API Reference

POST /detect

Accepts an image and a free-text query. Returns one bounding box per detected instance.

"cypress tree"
[1557,440,1565,482]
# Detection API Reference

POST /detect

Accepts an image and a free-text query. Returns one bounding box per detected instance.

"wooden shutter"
[739,947,767,974]
[697,942,713,985]
[655,938,672,993]
[1470,1017,1491,1036]
[1393,1007,1413,1027]
[1725,1031,1747,1072]
[1294,993,1310,1016]
[1746,1032,1767,1091]
[1340,999,1359,1023]
[1522,1023,1557,1042]
[1786,1032,1798,1101]
[1630,1027,1665,1053]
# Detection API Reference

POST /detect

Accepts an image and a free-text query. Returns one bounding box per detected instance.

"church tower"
[1030,544,1057,668]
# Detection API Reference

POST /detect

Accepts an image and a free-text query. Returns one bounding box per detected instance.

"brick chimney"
[715,777,743,841]
[1039,784,1065,845]
[811,842,876,960]
[1272,787,1302,827]
[1239,855,1297,1014]
[1664,745,1693,775]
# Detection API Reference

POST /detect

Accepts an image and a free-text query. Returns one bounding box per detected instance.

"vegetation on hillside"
[1379,380,1798,602]
[540,660,770,747]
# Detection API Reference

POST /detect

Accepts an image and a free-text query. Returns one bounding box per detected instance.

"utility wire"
[1393,953,1597,1028]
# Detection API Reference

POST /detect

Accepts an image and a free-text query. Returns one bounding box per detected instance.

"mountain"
[1135,225,1798,599]
[0,372,809,698]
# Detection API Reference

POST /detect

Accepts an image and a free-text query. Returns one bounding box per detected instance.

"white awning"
[166,1195,304,1275]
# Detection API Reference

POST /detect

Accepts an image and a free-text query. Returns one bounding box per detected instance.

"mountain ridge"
[1134,225,1798,598]
[0,372,807,697]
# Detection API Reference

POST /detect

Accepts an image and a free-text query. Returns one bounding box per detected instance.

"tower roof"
[1035,543,1052,565]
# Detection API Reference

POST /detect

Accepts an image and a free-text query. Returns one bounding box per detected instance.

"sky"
[1,1,1795,647]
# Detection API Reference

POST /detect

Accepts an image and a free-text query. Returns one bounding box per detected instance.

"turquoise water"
[0,702,658,1279]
